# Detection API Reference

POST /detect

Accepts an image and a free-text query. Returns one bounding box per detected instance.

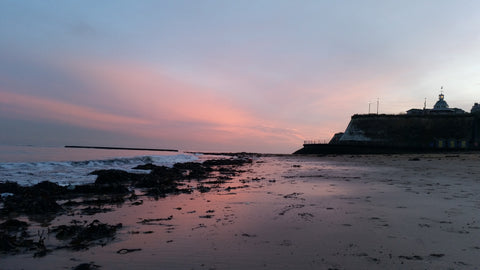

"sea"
[0,145,198,187]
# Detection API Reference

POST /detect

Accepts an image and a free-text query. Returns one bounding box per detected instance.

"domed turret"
[407,92,466,115]
[472,103,480,114]
[433,93,449,110]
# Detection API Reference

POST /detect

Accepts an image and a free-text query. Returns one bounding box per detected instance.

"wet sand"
[2,154,480,269]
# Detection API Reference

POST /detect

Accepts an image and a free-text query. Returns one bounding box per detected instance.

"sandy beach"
[2,153,480,269]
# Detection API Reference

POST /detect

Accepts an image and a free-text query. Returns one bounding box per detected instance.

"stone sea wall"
[294,113,480,154]
[339,114,480,148]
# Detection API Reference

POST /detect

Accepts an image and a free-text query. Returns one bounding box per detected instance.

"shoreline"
[2,154,480,269]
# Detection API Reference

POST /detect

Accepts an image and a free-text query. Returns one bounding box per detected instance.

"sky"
[1,1,480,153]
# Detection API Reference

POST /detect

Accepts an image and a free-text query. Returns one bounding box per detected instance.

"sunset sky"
[1,1,480,153]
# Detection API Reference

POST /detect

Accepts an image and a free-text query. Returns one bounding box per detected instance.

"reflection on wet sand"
[2,154,480,269]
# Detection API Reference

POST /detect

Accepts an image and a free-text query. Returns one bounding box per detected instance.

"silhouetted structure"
[295,93,480,154]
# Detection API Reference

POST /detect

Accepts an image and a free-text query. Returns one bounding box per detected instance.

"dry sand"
[2,154,480,269]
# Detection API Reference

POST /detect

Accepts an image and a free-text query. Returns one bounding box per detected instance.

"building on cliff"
[295,93,480,154]
[407,93,465,115]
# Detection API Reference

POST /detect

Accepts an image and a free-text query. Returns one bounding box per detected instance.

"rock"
[174,162,210,179]
[0,181,24,195]
[0,219,28,232]
[52,220,122,250]
[203,158,250,166]
[90,169,134,183]
[0,232,17,252]
[135,166,180,188]
[2,192,62,215]
[53,224,83,241]
[89,170,136,194]
[0,181,68,217]
[0,227,45,255]
[116,248,142,254]
[72,263,100,270]
[91,169,135,184]
[132,163,159,170]
[32,181,67,196]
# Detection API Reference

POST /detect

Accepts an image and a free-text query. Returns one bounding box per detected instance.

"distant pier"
[65,145,178,152]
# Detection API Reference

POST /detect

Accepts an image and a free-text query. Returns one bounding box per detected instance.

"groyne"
[65,145,178,152]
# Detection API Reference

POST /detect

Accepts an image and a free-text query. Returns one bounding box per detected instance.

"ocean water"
[0,145,198,186]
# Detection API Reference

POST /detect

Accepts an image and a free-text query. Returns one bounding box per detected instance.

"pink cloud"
[1,58,309,152]
[3,54,409,152]
[65,60,253,127]
[78,60,385,148]
[0,90,151,132]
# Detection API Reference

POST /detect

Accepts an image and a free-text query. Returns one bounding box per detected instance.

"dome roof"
[472,103,480,114]
[433,93,449,110]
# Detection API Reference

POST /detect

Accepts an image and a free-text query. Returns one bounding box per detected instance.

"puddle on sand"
[0,156,399,270]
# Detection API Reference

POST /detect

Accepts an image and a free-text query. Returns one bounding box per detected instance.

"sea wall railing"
[303,140,327,145]
[304,138,473,149]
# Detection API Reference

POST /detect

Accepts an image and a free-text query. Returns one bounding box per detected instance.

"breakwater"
[65,145,178,152]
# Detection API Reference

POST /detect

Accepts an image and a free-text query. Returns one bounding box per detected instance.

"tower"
[433,93,449,110]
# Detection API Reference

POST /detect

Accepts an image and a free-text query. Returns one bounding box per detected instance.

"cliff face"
[294,113,480,154]
[338,114,480,148]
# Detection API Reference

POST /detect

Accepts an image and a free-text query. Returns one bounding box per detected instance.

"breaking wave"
[0,154,198,187]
